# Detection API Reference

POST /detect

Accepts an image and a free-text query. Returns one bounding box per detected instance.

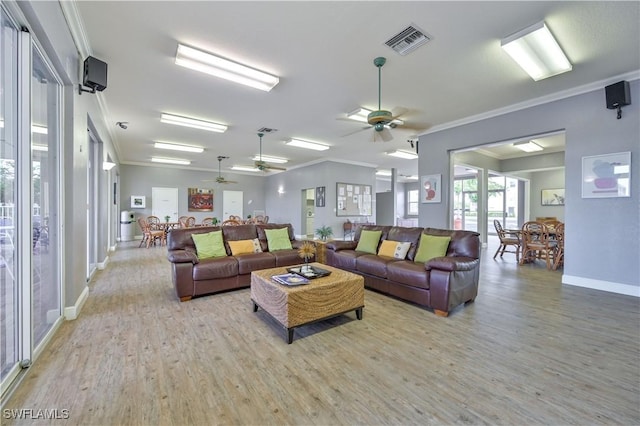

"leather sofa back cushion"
[191,231,227,259]
[386,226,423,260]
[167,226,219,250]
[414,234,451,263]
[356,230,382,254]
[377,240,411,259]
[228,239,262,255]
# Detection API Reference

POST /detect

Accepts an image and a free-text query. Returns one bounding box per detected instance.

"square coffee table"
[251,263,364,343]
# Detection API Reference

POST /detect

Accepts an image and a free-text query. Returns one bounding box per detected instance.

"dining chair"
[147,215,161,229]
[493,219,521,262]
[552,223,565,270]
[221,219,242,226]
[254,215,266,224]
[179,216,196,228]
[519,221,555,269]
[201,217,215,226]
[137,217,165,248]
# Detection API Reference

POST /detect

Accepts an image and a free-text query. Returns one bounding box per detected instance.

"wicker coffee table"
[251,263,364,343]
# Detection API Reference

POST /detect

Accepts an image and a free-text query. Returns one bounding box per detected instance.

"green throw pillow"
[414,234,451,263]
[355,230,382,254]
[265,228,293,251]
[191,230,227,259]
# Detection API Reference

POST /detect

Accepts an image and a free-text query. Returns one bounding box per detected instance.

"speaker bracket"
[78,84,97,95]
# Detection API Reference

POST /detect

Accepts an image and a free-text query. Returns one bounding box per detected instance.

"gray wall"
[263,161,376,239]
[528,169,565,222]
[419,80,640,293]
[120,165,266,237]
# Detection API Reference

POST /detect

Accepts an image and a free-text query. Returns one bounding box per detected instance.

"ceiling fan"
[343,57,421,142]
[254,132,286,172]
[204,156,237,184]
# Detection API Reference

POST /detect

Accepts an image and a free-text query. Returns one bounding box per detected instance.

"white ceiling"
[73,1,640,181]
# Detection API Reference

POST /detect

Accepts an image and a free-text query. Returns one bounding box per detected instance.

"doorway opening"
[302,188,315,239]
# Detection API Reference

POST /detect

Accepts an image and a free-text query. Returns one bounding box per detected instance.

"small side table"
[314,240,332,264]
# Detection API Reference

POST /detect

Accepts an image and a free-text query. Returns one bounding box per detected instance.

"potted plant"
[164,215,171,223]
[212,217,219,226]
[315,225,333,241]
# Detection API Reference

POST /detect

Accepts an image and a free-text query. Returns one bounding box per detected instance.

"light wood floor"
[4,239,639,425]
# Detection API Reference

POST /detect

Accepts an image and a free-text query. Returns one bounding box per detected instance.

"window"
[408,189,419,215]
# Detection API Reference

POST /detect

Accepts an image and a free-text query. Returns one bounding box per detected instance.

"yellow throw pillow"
[414,234,451,263]
[191,230,227,259]
[228,239,263,255]
[377,240,412,259]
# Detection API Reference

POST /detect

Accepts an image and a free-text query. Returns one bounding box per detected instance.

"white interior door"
[223,190,243,220]
[152,187,179,221]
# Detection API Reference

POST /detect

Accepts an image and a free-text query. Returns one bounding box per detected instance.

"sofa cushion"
[328,250,361,271]
[236,252,276,275]
[356,229,382,254]
[356,254,398,278]
[377,240,411,259]
[386,261,430,289]
[192,256,238,280]
[265,228,293,251]
[191,230,227,259]
[386,226,423,261]
[414,234,451,263]
[228,239,262,255]
[271,249,306,267]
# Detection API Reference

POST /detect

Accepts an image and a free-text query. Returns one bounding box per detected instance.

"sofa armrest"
[425,256,478,272]
[167,248,199,264]
[326,240,357,251]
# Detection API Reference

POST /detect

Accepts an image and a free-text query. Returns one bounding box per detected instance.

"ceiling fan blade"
[378,128,393,142]
[342,126,371,137]
[266,165,287,171]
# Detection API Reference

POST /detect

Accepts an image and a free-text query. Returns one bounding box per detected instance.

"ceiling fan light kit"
[175,44,279,92]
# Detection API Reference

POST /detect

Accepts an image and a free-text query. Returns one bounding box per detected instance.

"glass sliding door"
[0,7,20,385]
[453,175,478,231]
[487,173,520,234]
[31,45,60,347]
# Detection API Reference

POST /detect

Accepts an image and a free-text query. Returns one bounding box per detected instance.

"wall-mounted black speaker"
[82,56,108,92]
[605,80,630,109]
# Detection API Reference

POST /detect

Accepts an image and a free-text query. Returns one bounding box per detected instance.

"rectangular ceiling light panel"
[514,140,543,153]
[386,150,418,160]
[252,155,288,164]
[151,157,191,165]
[160,113,227,133]
[285,139,330,151]
[154,142,204,153]
[175,44,279,92]
[501,21,572,81]
[231,165,260,172]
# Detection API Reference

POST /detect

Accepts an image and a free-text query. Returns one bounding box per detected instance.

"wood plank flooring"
[3,239,639,425]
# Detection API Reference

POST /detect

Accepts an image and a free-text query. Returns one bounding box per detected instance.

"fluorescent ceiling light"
[376,170,392,176]
[102,161,116,171]
[252,155,288,164]
[151,157,191,165]
[175,44,279,92]
[231,165,260,172]
[386,150,418,160]
[514,140,543,153]
[285,138,330,151]
[501,21,572,81]
[31,144,48,152]
[346,107,403,125]
[154,142,204,153]
[160,113,227,133]
[404,175,419,180]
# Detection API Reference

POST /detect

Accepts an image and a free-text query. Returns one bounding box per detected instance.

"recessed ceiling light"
[501,21,572,81]
[376,170,392,176]
[160,113,227,133]
[251,155,287,164]
[285,138,330,151]
[514,140,543,153]
[175,44,279,92]
[386,150,418,159]
[151,157,191,165]
[154,142,204,153]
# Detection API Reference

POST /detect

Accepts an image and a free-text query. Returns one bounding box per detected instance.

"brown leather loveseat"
[166,223,311,301]
[326,225,480,316]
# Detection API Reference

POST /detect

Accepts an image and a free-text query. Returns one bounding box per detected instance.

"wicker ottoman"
[250,263,364,343]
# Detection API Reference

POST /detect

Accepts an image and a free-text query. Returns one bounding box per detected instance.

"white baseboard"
[563,275,640,297]
[97,256,109,270]
[64,285,89,320]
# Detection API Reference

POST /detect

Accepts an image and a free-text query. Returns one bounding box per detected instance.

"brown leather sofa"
[166,223,312,301]
[326,225,480,316]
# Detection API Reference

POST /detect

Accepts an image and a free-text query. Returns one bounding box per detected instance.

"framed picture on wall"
[131,195,145,208]
[316,186,325,207]
[421,174,441,203]
[188,188,214,212]
[541,188,565,205]
[582,151,631,198]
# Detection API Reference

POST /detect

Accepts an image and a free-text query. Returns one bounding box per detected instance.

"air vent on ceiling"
[257,127,278,133]
[385,24,431,56]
